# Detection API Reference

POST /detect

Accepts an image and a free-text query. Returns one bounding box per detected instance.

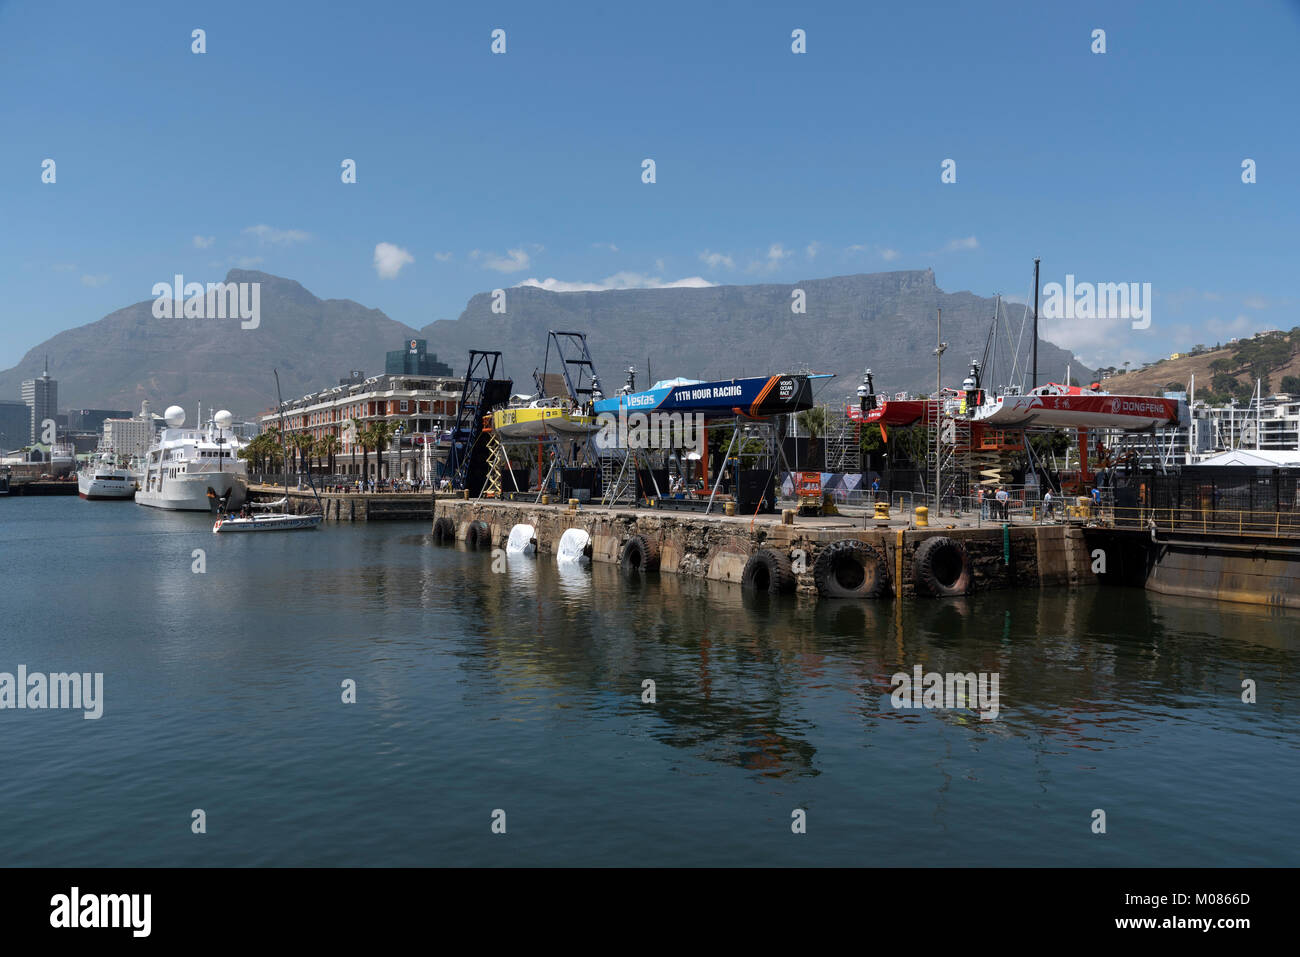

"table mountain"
[0,268,1092,421]
[421,269,1091,401]
[0,271,423,420]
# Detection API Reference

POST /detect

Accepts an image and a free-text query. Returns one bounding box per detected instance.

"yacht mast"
[1031,258,1040,390]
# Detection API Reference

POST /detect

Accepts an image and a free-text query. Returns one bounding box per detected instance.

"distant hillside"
[0,271,422,420]
[1102,328,1300,401]
[2,268,1095,421]
[421,270,1092,399]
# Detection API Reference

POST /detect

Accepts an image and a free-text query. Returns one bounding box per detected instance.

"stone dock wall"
[433,499,1097,598]
[248,486,441,521]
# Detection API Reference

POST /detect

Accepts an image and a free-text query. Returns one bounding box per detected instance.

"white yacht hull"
[78,470,138,500]
[213,512,322,532]
[136,472,247,511]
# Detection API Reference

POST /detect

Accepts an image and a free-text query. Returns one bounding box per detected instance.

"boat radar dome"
[214,410,233,429]
[164,405,186,427]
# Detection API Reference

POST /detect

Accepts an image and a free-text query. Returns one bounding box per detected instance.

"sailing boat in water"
[213,370,324,533]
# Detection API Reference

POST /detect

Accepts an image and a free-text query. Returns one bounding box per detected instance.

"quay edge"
[432,498,1097,599]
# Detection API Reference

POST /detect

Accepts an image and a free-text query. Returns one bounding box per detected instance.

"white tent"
[1195,449,1300,467]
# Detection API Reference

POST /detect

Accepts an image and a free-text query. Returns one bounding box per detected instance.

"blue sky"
[2,0,1297,373]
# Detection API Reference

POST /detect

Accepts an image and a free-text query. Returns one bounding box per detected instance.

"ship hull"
[491,407,599,439]
[78,473,137,500]
[595,374,817,420]
[972,393,1184,430]
[136,472,247,511]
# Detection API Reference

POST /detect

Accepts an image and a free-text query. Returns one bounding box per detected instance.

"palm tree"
[358,425,379,484]
[318,435,341,476]
[797,405,827,439]
[370,421,396,481]
[797,405,827,466]
[292,432,313,474]
[348,417,367,481]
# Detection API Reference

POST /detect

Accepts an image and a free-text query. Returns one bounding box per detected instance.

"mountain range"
[0,268,1091,420]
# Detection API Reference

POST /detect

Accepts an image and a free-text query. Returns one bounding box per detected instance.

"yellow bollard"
[874,501,890,521]
[915,505,929,528]
[723,502,736,516]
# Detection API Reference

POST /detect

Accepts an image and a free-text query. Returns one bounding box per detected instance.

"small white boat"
[78,450,139,500]
[213,371,324,533]
[213,508,322,533]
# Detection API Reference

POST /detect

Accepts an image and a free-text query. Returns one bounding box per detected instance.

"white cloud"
[1161,288,1227,314]
[232,256,264,268]
[1243,295,1270,309]
[767,243,792,263]
[805,242,821,261]
[848,244,899,261]
[699,250,735,270]
[244,224,312,245]
[1204,315,1255,337]
[80,274,110,287]
[655,258,666,272]
[1037,315,1136,366]
[744,244,795,274]
[471,248,531,273]
[592,242,620,252]
[373,242,414,279]
[193,235,215,249]
[519,272,714,293]
[942,236,979,252]
[433,251,453,262]
[51,263,77,272]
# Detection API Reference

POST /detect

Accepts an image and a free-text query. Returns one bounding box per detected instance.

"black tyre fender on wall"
[619,535,660,573]
[912,536,973,597]
[741,549,796,594]
[432,516,456,544]
[813,540,890,599]
[465,521,491,550]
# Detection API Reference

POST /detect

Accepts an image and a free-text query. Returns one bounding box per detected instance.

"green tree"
[370,421,396,479]
[318,434,341,474]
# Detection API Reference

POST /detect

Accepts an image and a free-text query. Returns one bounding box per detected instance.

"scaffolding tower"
[924,398,973,504]
[823,402,861,472]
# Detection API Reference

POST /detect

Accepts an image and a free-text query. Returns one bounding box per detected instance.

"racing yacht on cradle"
[489,395,601,439]
[136,405,248,511]
[77,449,140,500]
[593,372,824,420]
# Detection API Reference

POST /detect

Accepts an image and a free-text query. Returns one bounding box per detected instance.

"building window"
[400,400,409,412]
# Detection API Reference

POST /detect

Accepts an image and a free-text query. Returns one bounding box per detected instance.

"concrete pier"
[248,485,444,521]
[433,498,1097,598]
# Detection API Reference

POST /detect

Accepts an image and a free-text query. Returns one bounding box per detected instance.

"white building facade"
[259,373,462,481]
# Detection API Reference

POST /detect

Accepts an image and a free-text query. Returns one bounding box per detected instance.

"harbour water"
[1,497,1297,866]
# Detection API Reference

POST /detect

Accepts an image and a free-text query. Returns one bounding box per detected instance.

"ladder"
[480,430,505,500]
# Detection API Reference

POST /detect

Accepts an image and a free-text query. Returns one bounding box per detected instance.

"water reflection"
[437,547,1300,782]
